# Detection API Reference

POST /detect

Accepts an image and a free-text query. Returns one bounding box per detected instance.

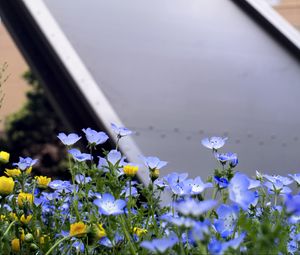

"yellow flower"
[0,176,15,196]
[0,151,10,164]
[39,235,49,245]
[11,238,20,252]
[133,227,147,237]
[0,215,6,221]
[18,193,34,207]
[26,167,32,175]
[19,229,25,241]
[70,222,87,237]
[9,212,18,221]
[35,176,51,189]
[5,168,21,177]
[123,165,139,177]
[94,224,106,239]
[20,214,32,224]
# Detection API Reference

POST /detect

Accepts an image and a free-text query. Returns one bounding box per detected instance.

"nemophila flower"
[0,176,14,196]
[201,136,227,150]
[229,173,256,210]
[288,174,300,185]
[111,123,133,137]
[123,164,139,177]
[18,192,34,207]
[188,176,213,194]
[107,150,122,165]
[175,199,217,216]
[142,156,168,171]
[94,193,126,215]
[13,157,38,171]
[168,180,192,196]
[189,220,211,242]
[35,176,51,189]
[140,233,178,253]
[57,132,81,146]
[4,168,21,177]
[264,180,292,195]
[161,214,196,228]
[70,222,87,237]
[0,151,10,163]
[284,194,300,216]
[165,172,188,186]
[154,178,168,189]
[264,174,293,186]
[215,152,237,165]
[121,184,138,198]
[97,156,108,170]
[49,180,73,193]
[75,174,92,184]
[82,128,109,145]
[214,204,239,238]
[68,149,92,162]
[214,176,229,189]
[99,233,124,248]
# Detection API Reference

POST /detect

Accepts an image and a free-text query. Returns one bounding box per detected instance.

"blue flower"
[284,194,300,216]
[160,214,196,228]
[111,123,133,137]
[189,220,211,242]
[142,156,167,170]
[13,157,38,171]
[57,132,81,146]
[48,180,73,193]
[289,174,300,185]
[68,149,92,162]
[228,173,256,210]
[107,150,123,165]
[174,199,217,216]
[214,152,237,165]
[288,174,300,185]
[168,180,192,196]
[201,136,227,150]
[140,234,178,253]
[264,174,293,186]
[94,193,126,215]
[264,180,292,195]
[188,176,213,194]
[75,174,92,184]
[82,128,109,145]
[214,176,229,189]
[208,238,223,255]
[214,204,239,238]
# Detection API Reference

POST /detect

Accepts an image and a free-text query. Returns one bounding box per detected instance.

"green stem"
[119,215,136,255]
[45,235,71,255]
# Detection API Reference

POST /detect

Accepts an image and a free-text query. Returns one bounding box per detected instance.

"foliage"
[0,71,68,178]
[0,124,299,254]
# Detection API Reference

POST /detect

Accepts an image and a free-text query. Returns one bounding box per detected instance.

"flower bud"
[0,151,10,164]
[11,238,20,252]
[0,176,14,196]
[25,233,34,243]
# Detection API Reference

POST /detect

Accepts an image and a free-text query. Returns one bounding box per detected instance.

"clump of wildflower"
[0,151,10,163]
[18,193,34,207]
[123,164,139,177]
[35,176,51,189]
[70,222,87,237]
[0,176,14,196]
[5,168,21,177]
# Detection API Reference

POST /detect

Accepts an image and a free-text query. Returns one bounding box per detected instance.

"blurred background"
[0,0,300,180]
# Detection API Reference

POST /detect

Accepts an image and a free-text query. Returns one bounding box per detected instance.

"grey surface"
[43,0,300,179]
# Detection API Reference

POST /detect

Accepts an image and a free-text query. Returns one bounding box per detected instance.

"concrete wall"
[0,23,29,130]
